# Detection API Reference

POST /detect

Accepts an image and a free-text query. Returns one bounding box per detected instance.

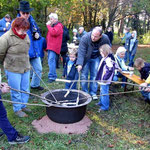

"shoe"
[48,79,55,83]
[22,107,31,112]
[95,103,101,106]
[9,133,30,145]
[15,110,28,118]
[97,109,105,113]
[31,86,44,90]
[92,95,98,100]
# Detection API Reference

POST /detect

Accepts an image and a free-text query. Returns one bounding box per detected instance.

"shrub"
[112,33,122,45]
[138,31,150,44]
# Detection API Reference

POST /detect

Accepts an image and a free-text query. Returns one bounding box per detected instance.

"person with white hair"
[76,26,110,100]
[77,26,87,43]
[46,13,63,83]
[72,28,78,44]
[113,46,134,87]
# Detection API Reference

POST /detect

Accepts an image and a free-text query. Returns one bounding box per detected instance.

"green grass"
[1,47,150,149]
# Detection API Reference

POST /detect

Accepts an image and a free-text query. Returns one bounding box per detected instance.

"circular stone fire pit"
[41,89,92,124]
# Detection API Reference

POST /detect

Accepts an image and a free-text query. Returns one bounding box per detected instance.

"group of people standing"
[0,0,148,145]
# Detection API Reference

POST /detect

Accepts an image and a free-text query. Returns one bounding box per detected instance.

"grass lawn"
[1,46,150,150]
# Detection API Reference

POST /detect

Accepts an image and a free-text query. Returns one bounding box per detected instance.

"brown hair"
[134,58,145,68]
[99,44,112,57]
[12,17,30,31]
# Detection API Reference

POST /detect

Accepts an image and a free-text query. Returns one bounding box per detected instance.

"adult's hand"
[139,82,148,91]
[145,86,150,92]
[77,65,82,72]
[1,82,10,93]
[46,21,52,26]
[34,32,40,39]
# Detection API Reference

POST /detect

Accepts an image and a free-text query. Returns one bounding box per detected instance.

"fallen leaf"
[136,140,145,145]
[108,144,114,148]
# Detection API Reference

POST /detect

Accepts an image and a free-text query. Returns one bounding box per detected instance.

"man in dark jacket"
[76,26,110,100]
[105,27,113,45]
[60,26,70,68]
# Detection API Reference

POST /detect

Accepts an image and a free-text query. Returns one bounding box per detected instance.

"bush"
[112,33,122,45]
[138,31,150,44]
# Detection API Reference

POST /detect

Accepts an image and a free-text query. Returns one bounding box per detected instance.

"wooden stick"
[55,78,71,83]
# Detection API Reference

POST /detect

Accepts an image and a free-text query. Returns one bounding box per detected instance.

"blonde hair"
[99,44,112,57]
[134,58,145,68]
[116,46,126,55]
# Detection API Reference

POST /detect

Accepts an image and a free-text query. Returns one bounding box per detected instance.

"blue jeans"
[141,84,150,101]
[128,52,135,67]
[30,57,42,87]
[0,100,18,141]
[5,70,30,112]
[124,50,129,63]
[48,50,57,80]
[81,57,100,96]
[99,84,109,110]
[113,72,127,87]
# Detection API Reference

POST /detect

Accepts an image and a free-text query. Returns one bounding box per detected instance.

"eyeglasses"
[22,12,30,15]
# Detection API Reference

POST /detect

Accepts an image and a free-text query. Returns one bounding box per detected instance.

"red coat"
[46,22,63,54]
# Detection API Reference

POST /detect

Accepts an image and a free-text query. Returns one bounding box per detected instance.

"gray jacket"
[0,29,30,73]
[76,32,110,66]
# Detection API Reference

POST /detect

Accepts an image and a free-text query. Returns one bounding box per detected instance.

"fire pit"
[41,89,92,124]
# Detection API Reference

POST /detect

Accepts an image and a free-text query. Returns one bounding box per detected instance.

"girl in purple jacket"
[96,44,115,111]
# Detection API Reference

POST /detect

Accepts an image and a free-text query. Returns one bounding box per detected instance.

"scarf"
[12,28,26,39]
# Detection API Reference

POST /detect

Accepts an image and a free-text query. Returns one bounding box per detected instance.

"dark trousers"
[0,100,18,141]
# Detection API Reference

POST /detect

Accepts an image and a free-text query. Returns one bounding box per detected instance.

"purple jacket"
[96,56,115,84]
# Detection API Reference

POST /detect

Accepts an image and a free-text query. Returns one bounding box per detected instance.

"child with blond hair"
[62,43,79,89]
[96,44,116,111]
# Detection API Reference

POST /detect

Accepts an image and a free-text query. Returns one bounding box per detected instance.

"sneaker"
[92,95,98,100]
[15,110,28,118]
[95,102,101,106]
[22,107,31,112]
[31,86,44,90]
[9,134,30,145]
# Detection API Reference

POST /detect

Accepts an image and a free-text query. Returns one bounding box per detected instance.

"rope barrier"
[31,66,58,103]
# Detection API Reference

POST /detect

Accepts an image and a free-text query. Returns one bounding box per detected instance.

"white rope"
[0,98,50,107]
[31,66,58,103]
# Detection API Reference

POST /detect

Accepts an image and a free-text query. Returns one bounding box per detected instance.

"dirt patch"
[112,44,150,52]
[32,115,92,134]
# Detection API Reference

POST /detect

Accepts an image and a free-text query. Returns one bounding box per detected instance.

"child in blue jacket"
[96,44,116,111]
[134,58,150,102]
[62,44,79,89]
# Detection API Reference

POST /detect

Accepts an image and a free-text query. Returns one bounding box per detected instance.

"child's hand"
[62,76,65,79]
